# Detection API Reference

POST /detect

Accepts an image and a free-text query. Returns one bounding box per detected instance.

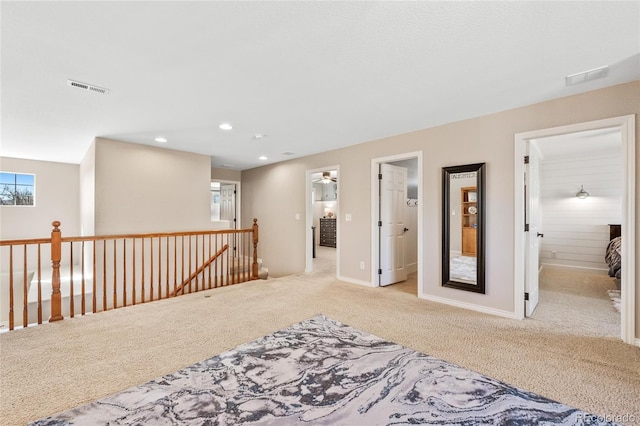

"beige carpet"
[1,269,639,425]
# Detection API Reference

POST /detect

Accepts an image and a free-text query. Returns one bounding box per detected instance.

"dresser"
[319,218,336,247]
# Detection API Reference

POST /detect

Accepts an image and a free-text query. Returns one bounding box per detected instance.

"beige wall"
[242,81,639,335]
[79,142,96,236]
[211,167,241,182]
[89,138,212,234]
[0,157,80,239]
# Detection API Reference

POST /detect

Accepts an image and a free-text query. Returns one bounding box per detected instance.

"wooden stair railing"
[171,244,229,296]
[0,219,260,331]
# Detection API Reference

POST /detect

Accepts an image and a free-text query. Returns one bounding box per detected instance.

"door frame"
[513,115,636,345]
[371,152,423,290]
[210,179,241,228]
[305,165,340,274]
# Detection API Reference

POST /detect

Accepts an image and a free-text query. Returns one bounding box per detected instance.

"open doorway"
[306,167,339,275]
[371,152,422,295]
[210,180,240,230]
[514,115,636,344]
[529,129,623,338]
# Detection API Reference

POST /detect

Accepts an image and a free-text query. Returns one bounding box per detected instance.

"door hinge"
[524,224,529,232]
[378,269,382,275]
[524,292,529,301]
[378,221,382,227]
[524,155,529,164]
[234,190,237,194]
[233,218,237,222]
[378,173,382,180]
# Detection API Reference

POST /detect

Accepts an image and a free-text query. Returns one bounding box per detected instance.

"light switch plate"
[345,213,352,221]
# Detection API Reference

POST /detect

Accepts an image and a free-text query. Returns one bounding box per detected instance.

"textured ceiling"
[1,1,638,170]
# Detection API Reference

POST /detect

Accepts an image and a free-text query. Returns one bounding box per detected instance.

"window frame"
[0,171,36,207]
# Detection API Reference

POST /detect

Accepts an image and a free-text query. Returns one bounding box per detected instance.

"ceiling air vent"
[67,79,110,95]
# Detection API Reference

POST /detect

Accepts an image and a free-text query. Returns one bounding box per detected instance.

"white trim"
[540,263,609,275]
[305,165,340,276]
[370,152,423,293]
[419,294,519,320]
[635,338,640,348]
[514,115,636,344]
[336,275,376,287]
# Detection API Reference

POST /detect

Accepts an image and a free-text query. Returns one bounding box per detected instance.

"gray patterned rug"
[31,315,616,425]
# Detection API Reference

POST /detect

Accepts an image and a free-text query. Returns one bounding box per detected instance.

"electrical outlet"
[359,261,365,270]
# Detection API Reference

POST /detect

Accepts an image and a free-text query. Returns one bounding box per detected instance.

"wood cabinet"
[461,186,477,256]
[319,218,336,247]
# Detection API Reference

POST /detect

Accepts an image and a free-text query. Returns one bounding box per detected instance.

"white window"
[0,172,35,206]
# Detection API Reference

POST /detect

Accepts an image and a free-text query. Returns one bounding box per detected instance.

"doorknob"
[403,228,409,232]
[537,232,544,238]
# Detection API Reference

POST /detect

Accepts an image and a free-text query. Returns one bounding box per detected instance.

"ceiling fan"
[313,171,337,184]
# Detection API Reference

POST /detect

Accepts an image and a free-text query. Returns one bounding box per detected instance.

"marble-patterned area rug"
[450,255,477,283]
[31,315,616,425]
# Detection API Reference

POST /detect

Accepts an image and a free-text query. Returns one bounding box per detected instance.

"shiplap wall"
[540,154,622,272]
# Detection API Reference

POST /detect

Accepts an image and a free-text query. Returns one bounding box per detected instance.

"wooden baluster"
[8,246,14,330]
[102,240,107,312]
[141,238,145,303]
[165,237,170,298]
[49,221,63,322]
[37,244,42,324]
[112,240,117,309]
[173,236,177,296]
[225,233,230,286]
[69,243,74,318]
[23,245,28,327]
[92,241,97,313]
[208,234,212,289]
[157,236,162,300]
[252,218,259,280]
[132,238,137,305]
[123,239,127,307]
[189,235,193,293]
[150,237,154,302]
[81,241,85,316]
[201,235,205,291]
[180,236,185,295]
[213,234,218,288]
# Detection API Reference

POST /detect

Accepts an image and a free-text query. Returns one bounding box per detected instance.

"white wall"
[0,157,80,240]
[540,154,622,272]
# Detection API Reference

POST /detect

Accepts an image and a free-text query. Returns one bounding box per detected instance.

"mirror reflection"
[442,163,485,293]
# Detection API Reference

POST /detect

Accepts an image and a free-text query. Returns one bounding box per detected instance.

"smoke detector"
[67,79,110,94]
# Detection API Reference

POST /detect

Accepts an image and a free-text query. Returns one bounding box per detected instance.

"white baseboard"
[418,293,519,319]
[406,262,418,274]
[540,263,609,275]
[635,338,640,348]
[337,275,375,288]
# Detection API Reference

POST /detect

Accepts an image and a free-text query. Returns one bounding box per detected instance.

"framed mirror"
[442,163,485,293]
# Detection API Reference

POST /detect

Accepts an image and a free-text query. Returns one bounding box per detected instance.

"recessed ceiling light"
[259,156,268,161]
[219,123,233,130]
[253,133,267,140]
[154,137,167,143]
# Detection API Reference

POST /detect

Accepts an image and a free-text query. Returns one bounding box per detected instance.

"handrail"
[0,219,260,331]
[171,244,229,296]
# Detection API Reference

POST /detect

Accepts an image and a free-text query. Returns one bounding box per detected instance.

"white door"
[220,184,236,229]
[525,142,542,316]
[379,163,408,286]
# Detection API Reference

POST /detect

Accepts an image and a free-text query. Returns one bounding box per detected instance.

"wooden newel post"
[252,218,259,280]
[49,221,64,322]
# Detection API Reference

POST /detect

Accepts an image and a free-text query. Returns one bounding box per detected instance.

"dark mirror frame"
[442,163,486,293]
